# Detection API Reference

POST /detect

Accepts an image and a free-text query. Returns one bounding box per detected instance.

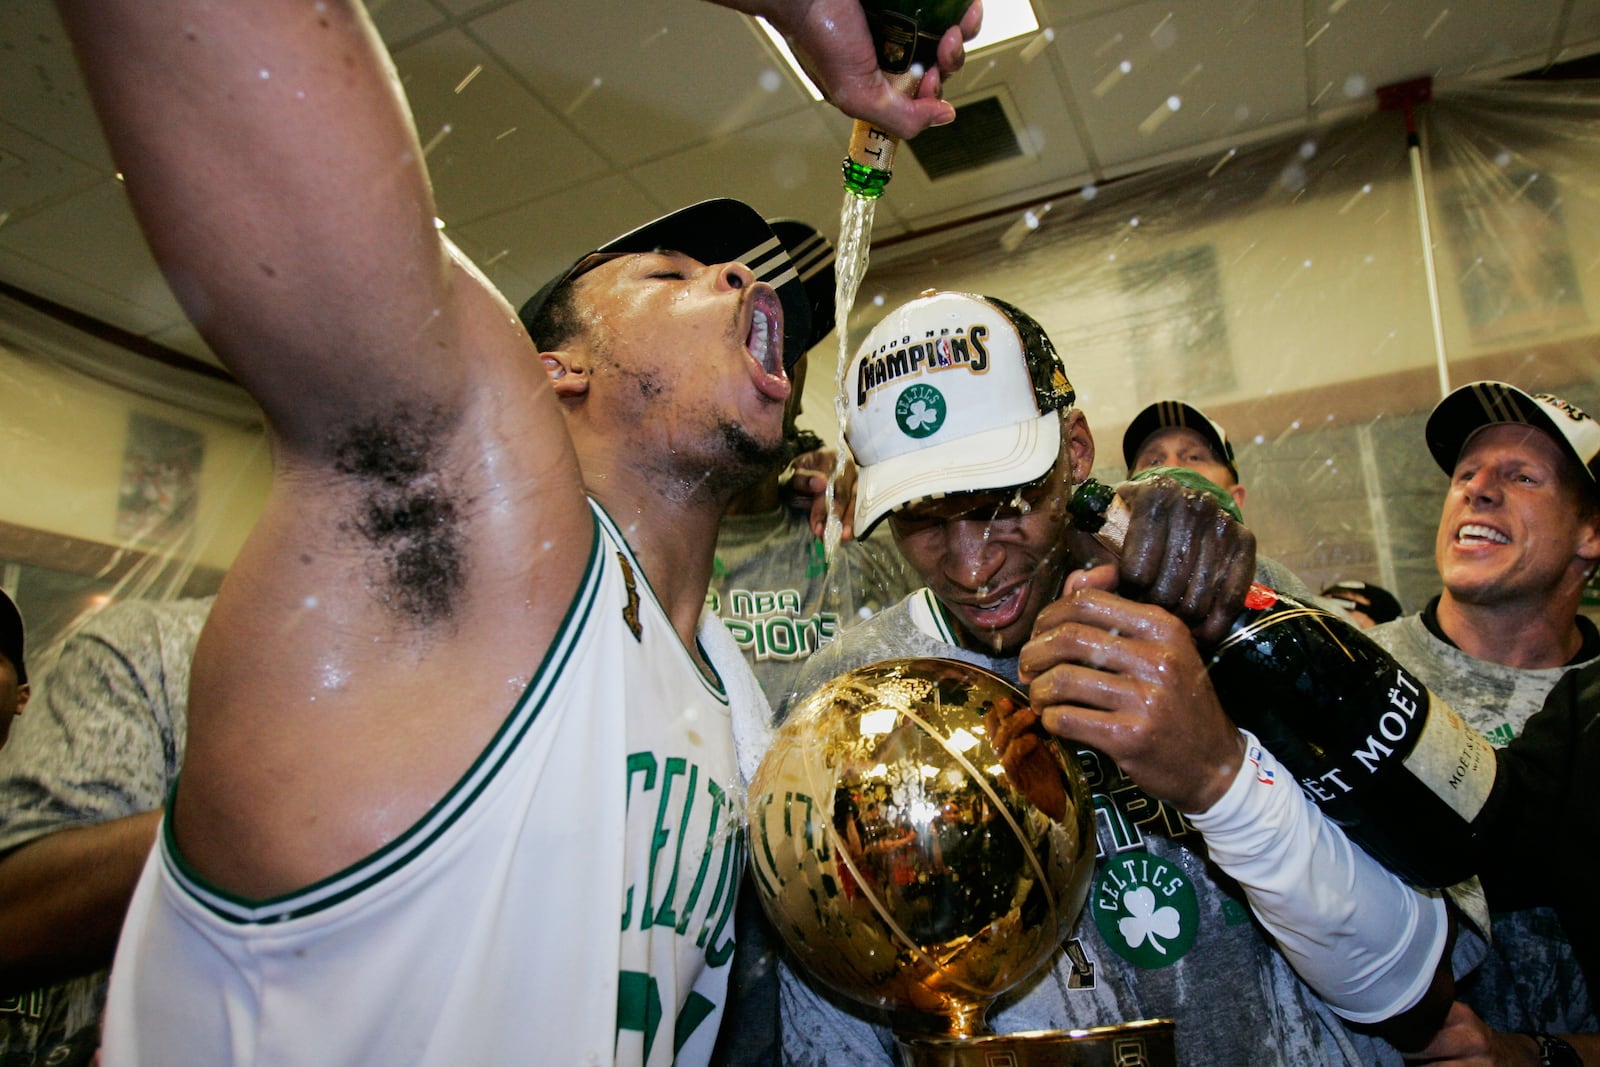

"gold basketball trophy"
[748,658,1176,1065]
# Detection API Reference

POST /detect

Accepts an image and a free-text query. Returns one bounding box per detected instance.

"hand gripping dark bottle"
[1067,468,1496,889]
[841,0,975,200]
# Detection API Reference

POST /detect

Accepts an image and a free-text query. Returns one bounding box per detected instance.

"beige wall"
[0,341,268,569]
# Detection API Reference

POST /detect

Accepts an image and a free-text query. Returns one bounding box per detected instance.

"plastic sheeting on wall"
[0,304,268,684]
[804,78,1600,613]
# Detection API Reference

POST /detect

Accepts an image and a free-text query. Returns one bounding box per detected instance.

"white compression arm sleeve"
[1186,732,1448,1024]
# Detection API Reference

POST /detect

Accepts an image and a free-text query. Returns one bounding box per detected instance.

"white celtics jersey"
[101,500,746,1067]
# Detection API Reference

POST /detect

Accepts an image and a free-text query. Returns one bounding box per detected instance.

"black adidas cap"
[518,199,811,370]
[0,589,25,686]
[767,219,835,354]
[1426,380,1600,494]
[1122,400,1237,479]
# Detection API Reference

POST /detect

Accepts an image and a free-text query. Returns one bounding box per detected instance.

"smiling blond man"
[1368,380,1600,1050]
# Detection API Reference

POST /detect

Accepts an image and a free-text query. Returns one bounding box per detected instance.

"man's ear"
[541,353,588,398]
[15,683,27,715]
[1063,409,1096,483]
[1576,507,1600,571]
[1228,483,1248,509]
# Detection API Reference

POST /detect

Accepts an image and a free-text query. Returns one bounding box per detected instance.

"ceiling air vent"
[903,94,1025,180]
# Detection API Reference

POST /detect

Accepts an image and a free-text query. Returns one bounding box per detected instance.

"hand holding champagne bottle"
[737,0,981,151]
[831,0,983,197]
[1063,468,1496,888]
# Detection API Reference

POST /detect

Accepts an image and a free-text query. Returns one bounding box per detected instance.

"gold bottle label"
[1400,687,1496,821]
[844,70,919,175]
[846,119,899,175]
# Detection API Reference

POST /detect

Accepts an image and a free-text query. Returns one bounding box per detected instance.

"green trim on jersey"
[591,497,730,705]
[164,507,607,924]
[915,587,961,646]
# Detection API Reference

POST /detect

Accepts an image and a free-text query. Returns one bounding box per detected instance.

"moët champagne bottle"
[842,0,975,200]
[1066,468,1496,889]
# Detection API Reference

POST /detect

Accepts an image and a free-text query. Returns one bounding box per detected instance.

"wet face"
[1436,423,1600,610]
[0,656,26,752]
[889,464,1076,657]
[1130,427,1243,507]
[568,251,792,493]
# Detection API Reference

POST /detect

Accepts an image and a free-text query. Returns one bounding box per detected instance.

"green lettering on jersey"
[676,780,728,936]
[701,834,743,967]
[617,970,663,1061]
[622,753,658,930]
[652,761,700,931]
[642,757,687,928]
[674,991,717,1056]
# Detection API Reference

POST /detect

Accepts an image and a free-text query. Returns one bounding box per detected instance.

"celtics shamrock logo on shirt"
[1091,850,1199,968]
[895,384,946,439]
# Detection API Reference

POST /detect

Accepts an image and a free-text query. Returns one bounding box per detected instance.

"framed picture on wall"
[1117,244,1236,404]
[1440,170,1587,345]
[116,412,203,544]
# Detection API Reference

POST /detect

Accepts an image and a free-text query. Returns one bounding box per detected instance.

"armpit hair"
[331,404,466,627]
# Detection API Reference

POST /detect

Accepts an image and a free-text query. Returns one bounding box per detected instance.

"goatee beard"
[655,420,791,508]
[715,420,791,493]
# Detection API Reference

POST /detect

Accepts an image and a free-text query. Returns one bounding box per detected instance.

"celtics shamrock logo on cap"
[895,384,946,439]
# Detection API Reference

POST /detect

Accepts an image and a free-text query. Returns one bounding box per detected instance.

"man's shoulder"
[1366,612,1423,650]
[77,596,214,644]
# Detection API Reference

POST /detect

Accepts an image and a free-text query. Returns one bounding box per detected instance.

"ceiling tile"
[1309,0,1567,103]
[1563,0,1600,58]
[624,108,851,246]
[0,180,185,328]
[392,28,611,224]
[367,0,448,44]
[0,1,114,171]
[468,0,812,167]
[0,123,103,224]
[1057,1,1307,172]
[0,0,1593,371]
[879,45,1096,229]
[450,173,669,310]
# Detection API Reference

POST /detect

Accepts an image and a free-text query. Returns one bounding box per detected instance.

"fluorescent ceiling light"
[758,1,1040,102]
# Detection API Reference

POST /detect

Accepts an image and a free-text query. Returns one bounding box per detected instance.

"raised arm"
[54,1,525,451]
[55,0,589,897]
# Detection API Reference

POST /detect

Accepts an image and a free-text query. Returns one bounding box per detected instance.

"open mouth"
[1456,522,1511,546]
[746,288,784,377]
[956,582,1029,631]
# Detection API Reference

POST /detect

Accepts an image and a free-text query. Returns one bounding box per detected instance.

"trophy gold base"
[897,1018,1176,1066]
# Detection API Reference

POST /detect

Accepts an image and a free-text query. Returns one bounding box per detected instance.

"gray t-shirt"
[1368,610,1598,1036]
[774,589,1384,1067]
[0,597,211,1067]
[709,507,917,711]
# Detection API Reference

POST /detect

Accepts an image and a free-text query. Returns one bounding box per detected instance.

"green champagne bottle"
[842,0,976,200]
[1066,467,1495,889]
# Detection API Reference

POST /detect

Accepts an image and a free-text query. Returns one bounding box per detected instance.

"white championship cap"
[1425,380,1600,492]
[846,290,1075,535]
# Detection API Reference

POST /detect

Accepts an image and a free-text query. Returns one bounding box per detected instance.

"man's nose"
[715,260,755,292]
[945,521,1007,586]
[1460,468,1502,502]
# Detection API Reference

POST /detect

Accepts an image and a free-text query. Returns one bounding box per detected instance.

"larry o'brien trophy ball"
[748,658,1176,1065]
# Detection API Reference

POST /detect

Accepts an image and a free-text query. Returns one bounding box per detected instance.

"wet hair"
[523,274,585,352]
[332,404,466,627]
